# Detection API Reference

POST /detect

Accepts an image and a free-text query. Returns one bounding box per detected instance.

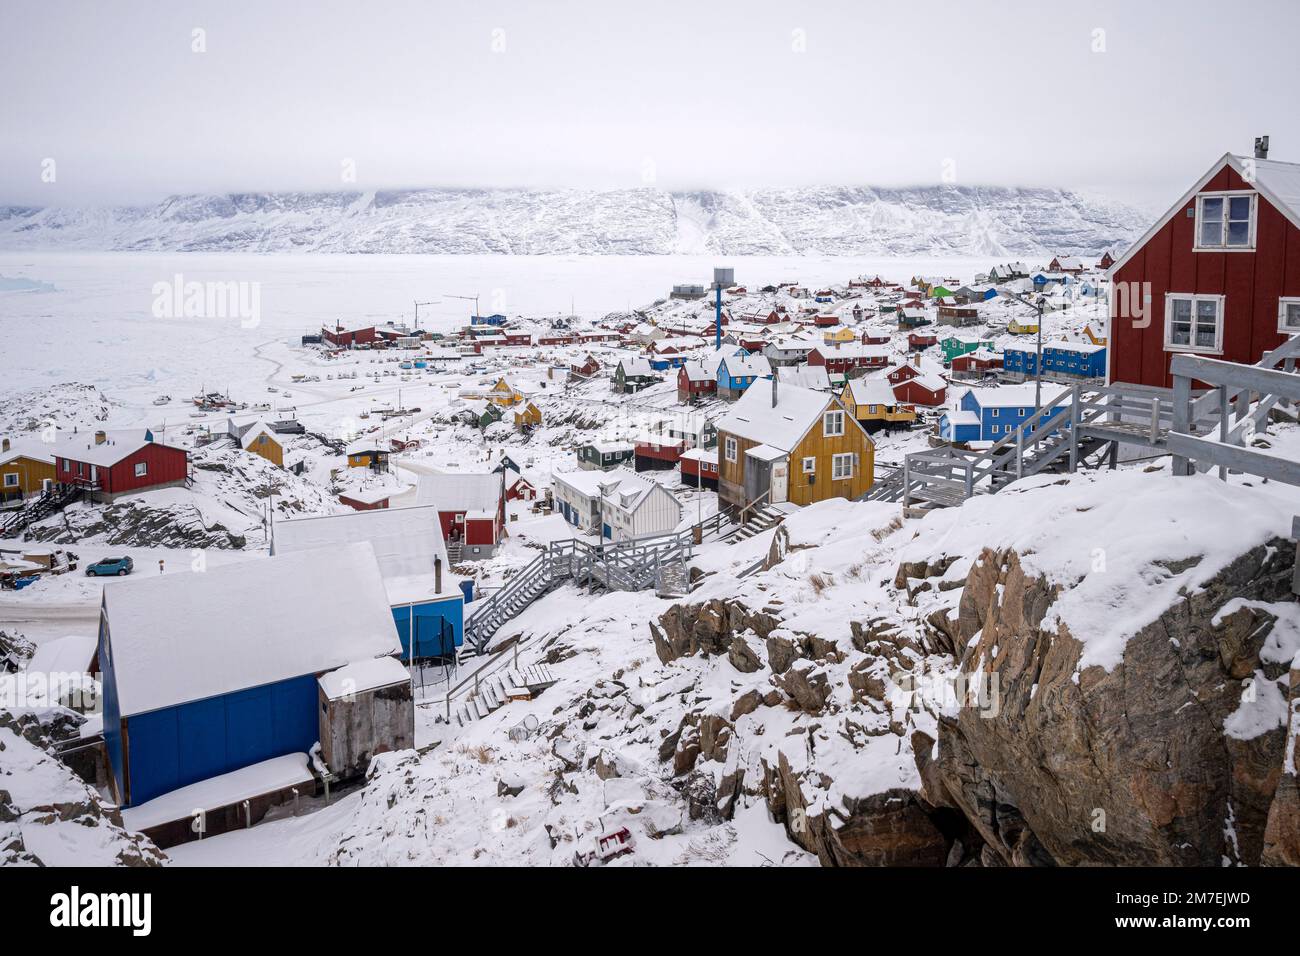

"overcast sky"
[3,0,1297,208]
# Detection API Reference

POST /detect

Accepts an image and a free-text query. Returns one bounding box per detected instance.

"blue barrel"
[459,579,474,604]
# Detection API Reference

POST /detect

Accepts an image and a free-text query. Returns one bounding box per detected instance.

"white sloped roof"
[845,377,898,406]
[318,656,411,700]
[413,469,501,512]
[52,429,155,467]
[102,542,400,717]
[273,505,453,604]
[714,382,834,452]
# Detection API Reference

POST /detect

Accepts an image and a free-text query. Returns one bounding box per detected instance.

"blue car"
[86,556,133,577]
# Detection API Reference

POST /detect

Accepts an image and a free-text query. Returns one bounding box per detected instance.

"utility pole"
[413,299,439,329]
[1000,288,1046,408]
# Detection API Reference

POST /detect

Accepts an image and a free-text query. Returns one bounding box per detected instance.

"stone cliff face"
[912,541,1297,867]
[650,529,1300,867]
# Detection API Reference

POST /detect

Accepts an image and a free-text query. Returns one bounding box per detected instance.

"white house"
[552,468,682,541]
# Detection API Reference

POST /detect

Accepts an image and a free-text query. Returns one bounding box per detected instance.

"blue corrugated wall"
[121,674,319,807]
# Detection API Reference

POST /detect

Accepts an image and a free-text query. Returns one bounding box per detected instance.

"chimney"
[1,438,8,453]
[1255,135,1270,160]
[94,430,107,445]
[771,371,779,408]
[434,555,443,594]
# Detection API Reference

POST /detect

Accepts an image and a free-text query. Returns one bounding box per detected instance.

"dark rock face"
[921,541,1298,867]
[0,711,165,867]
[1262,664,1300,867]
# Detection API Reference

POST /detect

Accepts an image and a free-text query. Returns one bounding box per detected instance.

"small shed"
[318,656,414,780]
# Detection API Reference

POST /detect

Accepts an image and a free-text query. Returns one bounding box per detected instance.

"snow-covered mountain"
[0,185,1145,257]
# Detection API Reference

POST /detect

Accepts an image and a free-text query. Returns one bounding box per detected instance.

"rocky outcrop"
[0,711,165,867]
[917,540,1299,867]
[1261,664,1300,866]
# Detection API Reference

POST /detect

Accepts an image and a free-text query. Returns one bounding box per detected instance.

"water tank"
[459,579,475,604]
[713,267,735,288]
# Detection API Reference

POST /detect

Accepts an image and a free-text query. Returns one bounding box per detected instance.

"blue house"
[470,313,508,327]
[274,505,465,658]
[98,541,401,807]
[648,354,690,371]
[1043,341,1106,379]
[717,355,770,400]
[1003,344,1039,377]
[939,384,1070,444]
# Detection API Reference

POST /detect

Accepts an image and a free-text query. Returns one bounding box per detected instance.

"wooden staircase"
[725,503,786,541]
[0,486,82,537]
[449,663,558,727]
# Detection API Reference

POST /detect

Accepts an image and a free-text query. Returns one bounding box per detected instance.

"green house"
[930,285,955,300]
[940,336,982,365]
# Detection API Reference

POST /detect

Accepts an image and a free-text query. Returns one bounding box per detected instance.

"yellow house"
[239,422,284,467]
[0,437,56,502]
[715,380,874,511]
[1008,317,1040,335]
[1084,322,1108,346]
[513,401,542,431]
[488,378,524,407]
[822,326,856,345]
[839,378,917,433]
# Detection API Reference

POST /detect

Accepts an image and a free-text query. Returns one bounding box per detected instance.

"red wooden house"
[677,362,717,403]
[861,330,891,345]
[1096,250,1116,271]
[1107,148,1300,390]
[570,354,601,378]
[806,343,892,376]
[421,470,506,558]
[885,363,947,406]
[951,349,1004,375]
[679,448,719,491]
[908,330,939,350]
[54,429,189,502]
[813,314,840,328]
[322,322,377,348]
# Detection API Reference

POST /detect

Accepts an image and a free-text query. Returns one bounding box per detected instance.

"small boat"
[153,394,172,406]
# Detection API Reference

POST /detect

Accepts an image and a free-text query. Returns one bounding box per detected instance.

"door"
[770,459,789,504]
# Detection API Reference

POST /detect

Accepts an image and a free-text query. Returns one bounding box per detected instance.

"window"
[1195,192,1255,250]
[724,436,738,463]
[831,452,854,480]
[1279,298,1300,334]
[1164,294,1224,353]
[134,462,148,478]
[991,408,1000,418]
[823,410,845,437]
[1018,408,1027,417]
[802,457,816,474]
[3,473,17,487]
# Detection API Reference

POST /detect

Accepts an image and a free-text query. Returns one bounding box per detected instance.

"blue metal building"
[99,542,401,807]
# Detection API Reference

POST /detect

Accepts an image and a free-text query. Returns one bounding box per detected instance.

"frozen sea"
[0,251,991,401]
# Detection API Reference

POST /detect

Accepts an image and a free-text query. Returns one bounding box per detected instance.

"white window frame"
[134,462,148,478]
[1193,191,1256,252]
[1278,297,1300,335]
[1163,293,1225,354]
[823,410,845,437]
[801,456,816,474]
[831,452,854,480]
[3,473,17,487]
[724,436,738,463]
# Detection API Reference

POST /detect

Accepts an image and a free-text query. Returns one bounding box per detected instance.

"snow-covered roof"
[25,634,97,676]
[318,656,411,700]
[844,377,898,407]
[274,505,455,605]
[679,447,718,465]
[102,542,400,717]
[52,429,156,467]
[238,420,279,450]
[413,469,502,513]
[745,443,787,463]
[719,355,771,378]
[553,467,645,500]
[0,436,54,466]
[714,382,838,452]
[967,383,1069,408]
[777,366,831,390]
[1045,340,1106,355]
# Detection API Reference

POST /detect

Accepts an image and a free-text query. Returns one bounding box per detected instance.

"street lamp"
[999,288,1045,408]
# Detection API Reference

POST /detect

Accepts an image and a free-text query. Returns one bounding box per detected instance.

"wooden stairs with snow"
[449,663,558,728]
[0,486,83,537]
[725,503,786,542]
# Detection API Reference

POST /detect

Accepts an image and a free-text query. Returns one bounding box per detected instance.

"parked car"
[86,556,133,577]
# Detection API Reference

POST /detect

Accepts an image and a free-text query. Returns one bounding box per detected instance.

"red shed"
[54,429,189,502]
[908,331,938,350]
[1108,149,1300,390]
